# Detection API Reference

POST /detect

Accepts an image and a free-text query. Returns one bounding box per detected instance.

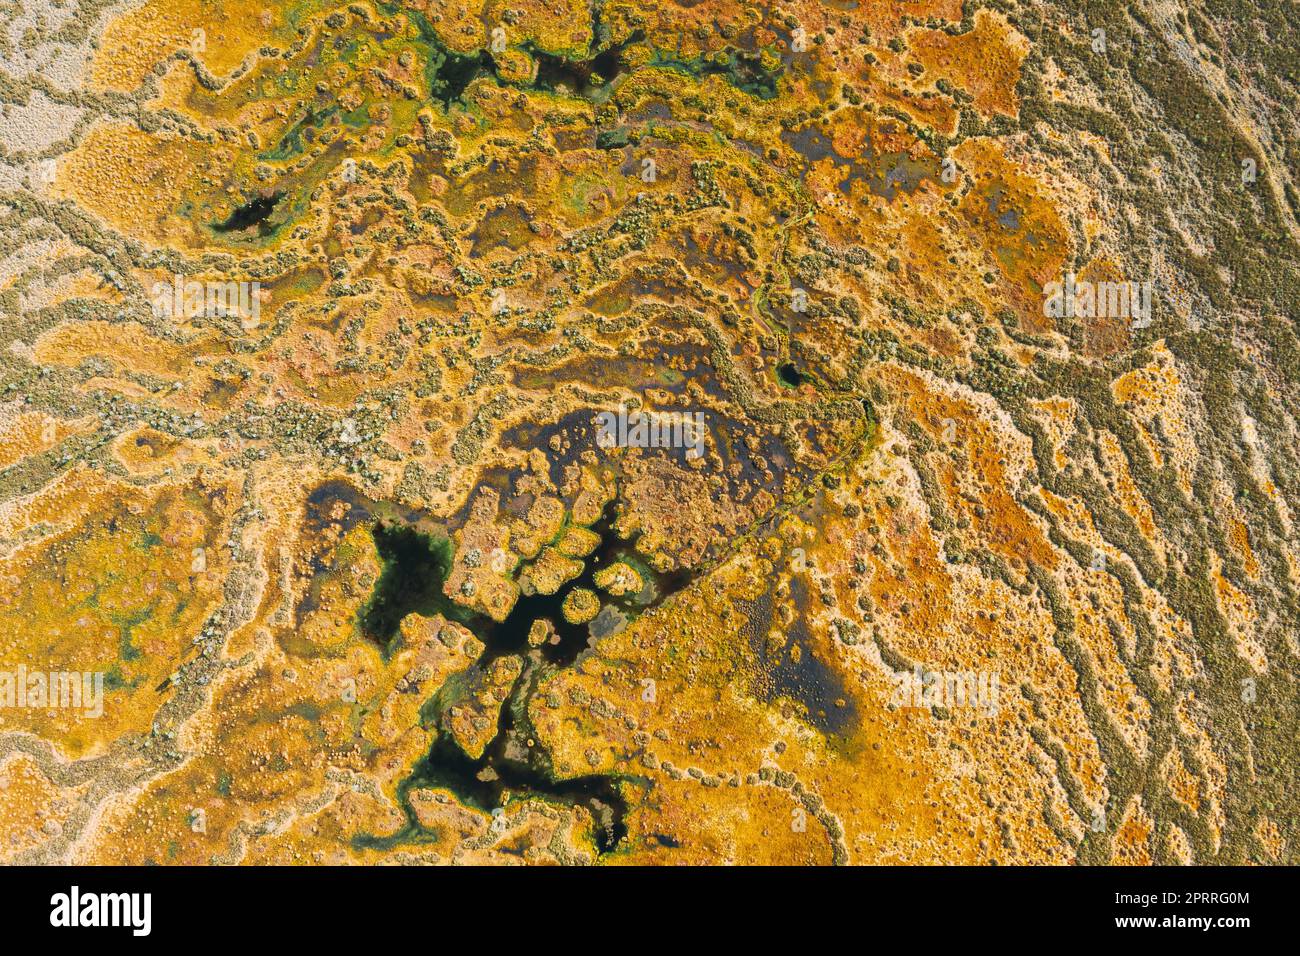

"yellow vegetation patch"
[0,479,232,757]
[909,10,1030,119]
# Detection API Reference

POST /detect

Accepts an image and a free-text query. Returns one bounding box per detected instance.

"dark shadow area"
[777,361,812,387]
[213,192,283,235]
[360,522,460,645]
